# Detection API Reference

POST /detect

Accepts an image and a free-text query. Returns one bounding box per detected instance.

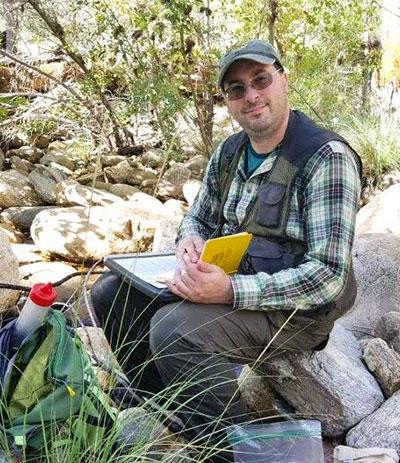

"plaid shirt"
[177,139,361,312]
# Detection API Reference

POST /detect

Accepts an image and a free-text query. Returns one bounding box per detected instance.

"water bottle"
[12,282,57,349]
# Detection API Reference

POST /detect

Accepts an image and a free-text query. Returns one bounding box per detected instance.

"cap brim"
[218,54,276,87]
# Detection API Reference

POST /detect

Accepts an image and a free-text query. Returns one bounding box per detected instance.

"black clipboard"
[104,252,181,304]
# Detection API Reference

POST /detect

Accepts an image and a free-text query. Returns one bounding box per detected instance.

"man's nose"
[244,84,260,103]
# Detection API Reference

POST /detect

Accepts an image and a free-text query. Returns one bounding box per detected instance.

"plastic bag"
[227,419,324,463]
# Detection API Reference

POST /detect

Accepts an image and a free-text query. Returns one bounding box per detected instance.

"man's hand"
[166,257,234,305]
[176,235,205,267]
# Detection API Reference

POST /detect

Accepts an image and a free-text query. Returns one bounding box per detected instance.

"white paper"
[113,254,177,288]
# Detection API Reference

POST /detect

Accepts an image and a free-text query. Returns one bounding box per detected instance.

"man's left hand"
[166,259,234,305]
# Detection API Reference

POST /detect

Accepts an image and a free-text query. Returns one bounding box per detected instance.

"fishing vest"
[217,110,362,310]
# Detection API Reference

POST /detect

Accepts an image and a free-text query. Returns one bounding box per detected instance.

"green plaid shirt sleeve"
[231,141,361,311]
[177,144,223,241]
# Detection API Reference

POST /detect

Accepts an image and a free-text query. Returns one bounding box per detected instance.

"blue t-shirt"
[245,142,268,177]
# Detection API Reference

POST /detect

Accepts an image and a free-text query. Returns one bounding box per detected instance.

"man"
[92,39,361,461]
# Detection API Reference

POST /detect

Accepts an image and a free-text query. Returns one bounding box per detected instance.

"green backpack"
[0,309,117,455]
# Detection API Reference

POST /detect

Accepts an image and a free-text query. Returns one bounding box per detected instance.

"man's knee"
[91,272,123,320]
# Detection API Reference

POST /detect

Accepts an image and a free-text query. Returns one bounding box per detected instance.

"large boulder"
[0,170,43,208]
[356,184,400,235]
[1,206,57,231]
[0,229,20,312]
[30,202,162,261]
[54,180,123,207]
[157,164,191,199]
[346,391,400,454]
[340,233,400,337]
[259,324,384,437]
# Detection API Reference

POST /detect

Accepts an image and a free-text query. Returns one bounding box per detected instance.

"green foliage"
[339,113,400,186]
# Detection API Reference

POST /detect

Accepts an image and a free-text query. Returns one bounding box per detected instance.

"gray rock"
[54,180,123,207]
[40,152,77,171]
[356,184,400,235]
[374,312,400,354]
[363,338,400,397]
[76,326,119,370]
[0,229,20,312]
[157,164,191,199]
[99,154,127,167]
[141,149,165,169]
[183,155,208,179]
[19,261,83,302]
[10,155,34,173]
[261,324,384,437]
[341,234,400,338]
[334,446,399,463]
[31,203,156,261]
[153,216,183,253]
[29,165,67,204]
[238,365,295,419]
[0,222,24,243]
[0,170,42,208]
[0,149,4,170]
[0,206,56,231]
[31,134,51,149]
[182,179,201,206]
[104,160,143,184]
[7,146,43,163]
[346,391,400,454]
[116,407,170,453]
[10,243,43,264]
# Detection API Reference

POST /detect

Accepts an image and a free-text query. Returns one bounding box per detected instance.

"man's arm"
[230,142,361,311]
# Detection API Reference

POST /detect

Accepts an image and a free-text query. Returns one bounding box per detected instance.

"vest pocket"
[256,182,286,227]
[245,236,295,274]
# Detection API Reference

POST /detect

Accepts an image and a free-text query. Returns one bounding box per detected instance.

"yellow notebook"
[200,232,252,274]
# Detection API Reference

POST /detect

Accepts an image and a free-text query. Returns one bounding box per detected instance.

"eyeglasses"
[223,69,281,101]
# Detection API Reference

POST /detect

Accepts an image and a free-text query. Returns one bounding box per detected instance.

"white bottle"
[13,282,57,348]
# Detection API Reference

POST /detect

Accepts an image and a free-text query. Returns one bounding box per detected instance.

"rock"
[0,206,57,231]
[7,146,43,163]
[0,150,4,170]
[334,446,399,463]
[31,203,155,261]
[162,199,187,216]
[382,170,400,189]
[346,391,400,454]
[182,179,201,206]
[103,160,152,185]
[10,243,43,264]
[184,155,208,179]
[261,324,384,437]
[19,261,83,302]
[356,184,400,235]
[238,365,294,418]
[0,223,24,243]
[374,312,400,354]
[76,326,119,370]
[141,149,165,169]
[10,155,35,174]
[99,154,127,167]
[31,134,51,150]
[128,192,166,220]
[363,338,400,397]
[39,152,77,171]
[0,170,42,208]
[340,234,400,338]
[0,229,20,312]
[157,164,191,199]
[152,216,183,253]
[29,165,67,204]
[54,180,123,207]
[105,183,140,199]
[116,407,170,453]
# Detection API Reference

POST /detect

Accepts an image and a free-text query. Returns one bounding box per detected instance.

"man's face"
[223,59,289,140]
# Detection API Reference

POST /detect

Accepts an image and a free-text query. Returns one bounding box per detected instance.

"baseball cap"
[218,39,283,88]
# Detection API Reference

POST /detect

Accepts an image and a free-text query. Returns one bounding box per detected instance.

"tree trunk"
[2,0,18,53]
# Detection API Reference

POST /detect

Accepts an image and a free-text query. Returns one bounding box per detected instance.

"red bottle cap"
[29,282,57,307]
